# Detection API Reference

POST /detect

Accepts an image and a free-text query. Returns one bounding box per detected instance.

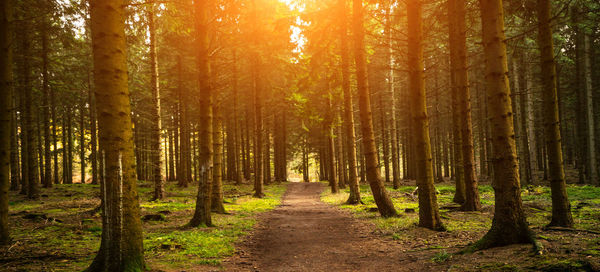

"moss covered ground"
[0,181,287,271]
[321,179,600,271]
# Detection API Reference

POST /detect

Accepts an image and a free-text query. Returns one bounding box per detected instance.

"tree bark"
[0,0,13,244]
[41,19,52,188]
[190,0,213,227]
[352,0,397,217]
[407,0,444,230]
[212,102,226,214]
[22,25,39,199]
[88,72,98,185]
[448,0,480,211]
[148,5,164,200]
[537,0,573,227]
[474,0,534,249]
[86,0,145,270]
[80,89,86,184]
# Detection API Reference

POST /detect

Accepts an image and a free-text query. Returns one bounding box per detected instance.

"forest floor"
[223,182,432,271]
[221,180,600,272]
[1,178,599,271]
[320,179,600,272]
[0,181,287,271]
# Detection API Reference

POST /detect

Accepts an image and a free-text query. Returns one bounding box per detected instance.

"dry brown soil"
[223,182,435,272]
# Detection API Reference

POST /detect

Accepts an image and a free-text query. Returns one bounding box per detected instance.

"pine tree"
[352,0,397,217]
[86,0,145,270]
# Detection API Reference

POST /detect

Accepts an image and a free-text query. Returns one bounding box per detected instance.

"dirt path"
[224,182,433,272]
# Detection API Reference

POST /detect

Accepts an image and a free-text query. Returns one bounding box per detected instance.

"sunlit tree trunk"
[168,124,175,181]
[190,0,213,227]
[352,0,397,217]
[407,0,443,230]
[88,72,98,185]
[148,5,164,200]
[448,0,480,211]
[536,0,573,227]
[250,0,264,198]
[86,0,145,270]
[0,0,13,245]
[212,102,225,214]
[326,95,338,193]
[474,0,534,249]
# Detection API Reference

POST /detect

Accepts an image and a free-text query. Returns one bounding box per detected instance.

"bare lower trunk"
[352,0,396,217]
[474,0,534,249]
[407,0,443,230]
[537,0,573,227]
[86,0,145,270]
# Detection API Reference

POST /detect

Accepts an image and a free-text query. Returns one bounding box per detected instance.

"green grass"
[6,181,287,271]
[322,181,600,237]
[431,250,452,263]
[145,183,287,270]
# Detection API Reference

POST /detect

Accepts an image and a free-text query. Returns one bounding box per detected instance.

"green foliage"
[6,181,287,271]
[431,250,451,263]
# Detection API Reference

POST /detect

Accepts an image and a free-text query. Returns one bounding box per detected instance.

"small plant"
[431,250,451,263]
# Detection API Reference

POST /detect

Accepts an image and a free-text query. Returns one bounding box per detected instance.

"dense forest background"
[0,0,600,270]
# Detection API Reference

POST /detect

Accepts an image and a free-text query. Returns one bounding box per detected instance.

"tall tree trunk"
[0,0,13,244]
[190,0,213,227]
[211,102,225,214]
[67,108,73,184]
[582,34,597,184]
[379,93,390,184]
[37,105,44,187]
[385,1,400,189]
[148,5,164,200]
[80,89,86,184]
[168,123,175,181]
[10,84,19,191]
[41,20,52,188]
[449,45,465,202]
[23,25,38,199]
[86,0,145,270]
[537,0,573,227]
[178,56,191,188]
[336,115,346,189]
[477,84,487,178]
[326,96,338,193]
[88,72,98,185]
[250,1,264,198]
[264,120,271,185]
[474,0,534,249]
[517,53,533,185]
[352,0,397,217]
[407,0,444,230]
[232,51,243,185]
[449,0,480,211]
[62,109,68,185]
[302,135,309,182]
